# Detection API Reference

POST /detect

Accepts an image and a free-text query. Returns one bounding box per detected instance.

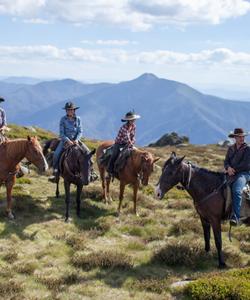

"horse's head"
[78,148,96,185]
[140,152,160,186]
[25,136,48,172]
[156,152,185,199]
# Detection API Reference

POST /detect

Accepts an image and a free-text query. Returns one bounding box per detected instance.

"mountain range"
[1,73,250,145]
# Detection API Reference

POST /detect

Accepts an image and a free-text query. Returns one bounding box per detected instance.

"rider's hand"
[227,166,235,176]
[67,140,74,146]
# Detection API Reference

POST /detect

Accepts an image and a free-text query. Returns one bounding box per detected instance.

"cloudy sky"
[0,0,250,91]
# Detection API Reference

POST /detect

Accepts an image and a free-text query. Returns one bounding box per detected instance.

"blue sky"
[0,0,250,93]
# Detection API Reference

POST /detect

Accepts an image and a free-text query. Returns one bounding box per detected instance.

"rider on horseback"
[107,110,140,177]
[225,128,250,226]
[49,101,90,182]
[0,97,8,143]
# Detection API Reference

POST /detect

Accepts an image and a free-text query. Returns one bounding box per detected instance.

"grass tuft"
[72,250,133,270]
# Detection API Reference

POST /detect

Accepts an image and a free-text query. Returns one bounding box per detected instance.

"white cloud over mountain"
[0,0,250,30]
[1,45,250,65]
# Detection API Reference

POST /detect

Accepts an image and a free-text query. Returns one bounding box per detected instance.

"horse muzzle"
[155,185,163,199]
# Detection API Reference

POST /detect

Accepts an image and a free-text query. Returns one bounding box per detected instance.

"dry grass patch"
[240,242,250,254]
[14,259,38,275]
[166,198,193,210]
[72,250,133,270]
[129,277,170,294]
[168,218,202,236]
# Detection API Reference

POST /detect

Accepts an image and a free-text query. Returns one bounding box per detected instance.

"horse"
[155,152,230,268]
[96,141,160,215]
[0,136,48,219]
[43,138,95,222]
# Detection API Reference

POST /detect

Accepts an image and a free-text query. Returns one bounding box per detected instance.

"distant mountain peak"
[135,73,159,81]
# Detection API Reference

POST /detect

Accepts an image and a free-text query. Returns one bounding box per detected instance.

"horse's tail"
[43,139,53,156]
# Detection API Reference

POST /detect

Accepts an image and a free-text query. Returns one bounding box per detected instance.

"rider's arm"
[224,147,232,170]
[59,117,70,143]
[74,117,82,142]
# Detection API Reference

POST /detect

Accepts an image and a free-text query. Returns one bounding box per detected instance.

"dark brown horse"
[96,141,159,215]
[0,137,48,219]
[44,139,95,222]
[156,152,228,268]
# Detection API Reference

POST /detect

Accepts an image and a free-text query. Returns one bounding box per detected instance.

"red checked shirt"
[115,122,136,146]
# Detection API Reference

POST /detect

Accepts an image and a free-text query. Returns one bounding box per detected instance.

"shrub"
[185,276,250,300]
[153,239,213,268]
[168,218,202,236]
[0,278,24,295]
[71,250,133,270]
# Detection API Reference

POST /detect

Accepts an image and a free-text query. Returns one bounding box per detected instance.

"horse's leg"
[105,176,112,203]
[99,166,107,203]
[56,176,60,198]
[133,182,139,216]
[200,217,211,252]
[6,180,15,219]
[64,180,71,222]
[76,184,83,218]
[117,182,125,215]
[211,219,226,268]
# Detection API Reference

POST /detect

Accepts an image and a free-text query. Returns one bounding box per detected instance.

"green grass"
[1,139,250,299]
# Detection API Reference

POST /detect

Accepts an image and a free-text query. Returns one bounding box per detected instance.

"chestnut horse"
[156,152,228,268]
[0,137,48,219]
[96,141,159,215]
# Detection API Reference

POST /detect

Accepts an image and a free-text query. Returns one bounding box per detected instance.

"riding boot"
[48,169,59,183]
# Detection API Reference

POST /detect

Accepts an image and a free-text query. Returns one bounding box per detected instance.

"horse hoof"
[218,262,227,269]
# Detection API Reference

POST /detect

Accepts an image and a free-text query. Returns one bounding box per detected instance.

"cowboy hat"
[0,97,5,102]
[63,101,79,110]
[228,128,248,138]
[121,111,141,122]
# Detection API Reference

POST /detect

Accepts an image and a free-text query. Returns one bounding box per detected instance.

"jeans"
[231,171,250,219]
[53,140,64,169]
[107,143,126,173]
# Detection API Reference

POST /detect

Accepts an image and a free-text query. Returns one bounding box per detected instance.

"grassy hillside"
[1,128,250,299]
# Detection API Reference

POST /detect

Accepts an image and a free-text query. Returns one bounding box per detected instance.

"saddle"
[223,183,250,221]
[99,145,132,174]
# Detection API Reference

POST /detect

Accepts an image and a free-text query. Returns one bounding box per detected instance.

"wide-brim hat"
[228,128,248,138]
[63,101,79,110]
[121,111,141,122]
[0,97,5,102]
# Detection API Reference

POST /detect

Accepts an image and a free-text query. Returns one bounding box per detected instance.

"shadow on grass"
[0,184,115,240]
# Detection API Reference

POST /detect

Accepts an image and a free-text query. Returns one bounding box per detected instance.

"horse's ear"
[27,136,31,141]
[153,157,160,163]
[175,156,185,165]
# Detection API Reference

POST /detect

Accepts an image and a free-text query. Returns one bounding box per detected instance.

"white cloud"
[0,0,249,30]
[81,39,138,46]
[1,45,250,66]
[23,18,51,24]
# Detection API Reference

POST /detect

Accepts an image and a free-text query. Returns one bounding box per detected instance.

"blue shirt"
[59,115,82,142]
[0,108,6,128]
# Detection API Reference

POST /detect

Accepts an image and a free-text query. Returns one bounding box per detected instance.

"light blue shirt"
[59,115,82,142]
[0,108,6,128]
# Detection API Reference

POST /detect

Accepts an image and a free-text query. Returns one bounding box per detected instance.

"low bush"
[71,250,133,270]
[153,239,213,268]
[185,274,250,300]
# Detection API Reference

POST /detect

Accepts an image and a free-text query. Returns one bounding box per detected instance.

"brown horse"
[43,139,96,222]
[96,141,159,215]
[0,137,48,219]
[156,152,228,268]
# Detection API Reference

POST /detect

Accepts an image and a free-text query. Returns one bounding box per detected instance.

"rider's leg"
[53,140,64,172]
[107,144,120,175]
[231,172,250,224]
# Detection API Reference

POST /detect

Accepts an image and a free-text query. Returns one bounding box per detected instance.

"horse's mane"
[5,139,28,158]
[189,162,224,178]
